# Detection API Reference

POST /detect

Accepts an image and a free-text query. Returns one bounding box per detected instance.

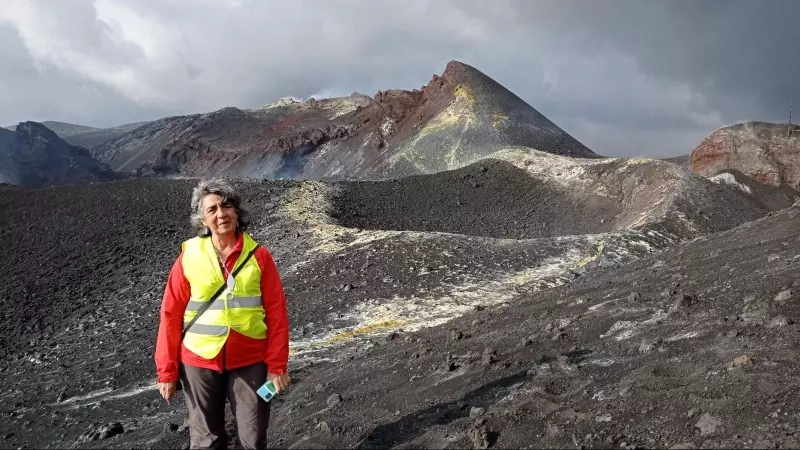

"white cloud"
[0,0,167,104]
[0,0,506,109]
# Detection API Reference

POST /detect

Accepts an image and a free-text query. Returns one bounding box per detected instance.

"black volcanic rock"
[330,159,621,239]
[0,121,118,186]
[329,155,799,240]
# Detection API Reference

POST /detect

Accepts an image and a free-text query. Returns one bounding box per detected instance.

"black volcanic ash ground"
[1,164,797,449]
[331,159,620,240]
[0,166,629,449]
[267,205,800,449]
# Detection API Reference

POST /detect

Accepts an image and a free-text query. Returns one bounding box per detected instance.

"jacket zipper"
[219,254,228,373]
[221,261,227,372]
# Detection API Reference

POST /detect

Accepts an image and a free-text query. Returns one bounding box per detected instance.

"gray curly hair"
[190,178,250,237]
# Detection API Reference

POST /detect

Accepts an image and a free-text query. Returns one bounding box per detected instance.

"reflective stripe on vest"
[185,296,262,312]
[180,232,266,359]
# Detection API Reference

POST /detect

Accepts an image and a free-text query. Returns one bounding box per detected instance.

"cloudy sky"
[1,0,798,158]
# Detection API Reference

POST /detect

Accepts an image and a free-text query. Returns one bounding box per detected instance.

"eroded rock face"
[336,60,598,180]
[689,121,800,188]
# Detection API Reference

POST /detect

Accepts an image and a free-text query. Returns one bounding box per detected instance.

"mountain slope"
[61,121,152,149]
[90,61,595,180]
[300,60,597,180]
[266,203,800,449]
[90,97,369,177]
[332,149,800,240]
[0,122,118,186]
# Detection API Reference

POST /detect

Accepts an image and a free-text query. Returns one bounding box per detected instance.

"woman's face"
[201,193,239,236]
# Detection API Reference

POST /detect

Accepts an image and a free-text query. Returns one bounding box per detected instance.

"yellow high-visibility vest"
[181,232,266,359]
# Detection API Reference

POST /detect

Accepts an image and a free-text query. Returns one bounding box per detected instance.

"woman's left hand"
[268,372,291,393]
[157,381,177,403]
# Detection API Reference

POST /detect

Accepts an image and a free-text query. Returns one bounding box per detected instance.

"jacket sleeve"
[257,246,290,374]
[154,252,191,383]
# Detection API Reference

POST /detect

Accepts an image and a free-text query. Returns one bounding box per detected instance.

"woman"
[154,178,290,449]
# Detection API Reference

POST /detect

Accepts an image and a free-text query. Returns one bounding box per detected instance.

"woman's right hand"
[158,381,177,403]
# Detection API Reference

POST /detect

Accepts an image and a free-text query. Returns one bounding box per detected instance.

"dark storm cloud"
[1,0,797,157]
[502,0,800,122]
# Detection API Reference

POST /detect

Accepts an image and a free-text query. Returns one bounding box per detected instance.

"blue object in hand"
[257,380,278,402]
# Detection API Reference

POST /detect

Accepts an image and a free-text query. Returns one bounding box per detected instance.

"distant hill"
[60,121,152,150]
[5,121,98,136]
[5,120,151,150]
[0,122,118,186]
[88,60,597,180]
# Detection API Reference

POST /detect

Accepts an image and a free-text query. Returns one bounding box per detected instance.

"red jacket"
[154,233,289,383]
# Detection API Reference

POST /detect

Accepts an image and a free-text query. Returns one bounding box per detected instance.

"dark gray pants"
[179,362,271,449]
